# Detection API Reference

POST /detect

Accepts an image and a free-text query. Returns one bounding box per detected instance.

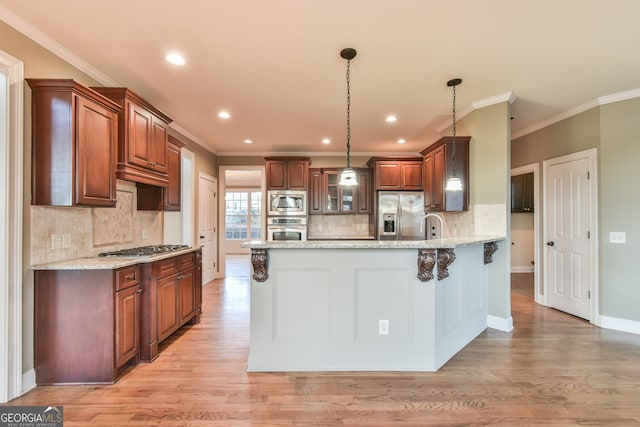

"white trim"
[436,91,516,133]
[511,266,534,273]
[599,315,640,336]
[181,148,195,247]
[510,163,542,305]
[169,123,210,153]
[22,369,35,395]
[513,88,640,140]
[0,49,24,403]
[487,314,514,332]
[542,148,598,324]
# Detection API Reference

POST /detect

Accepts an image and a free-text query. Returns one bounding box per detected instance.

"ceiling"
[1,0,639,157]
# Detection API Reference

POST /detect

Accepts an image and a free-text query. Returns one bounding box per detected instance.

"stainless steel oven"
[267,217,307,241]
[267,190,307,216]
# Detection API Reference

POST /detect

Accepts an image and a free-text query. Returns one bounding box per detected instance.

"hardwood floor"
[4,259,640,425]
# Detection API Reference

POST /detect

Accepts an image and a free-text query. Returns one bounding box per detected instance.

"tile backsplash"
[308,214,372,239]
[30,180,163,265]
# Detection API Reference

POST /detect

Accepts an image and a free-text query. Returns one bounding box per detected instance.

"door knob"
[200,235,205,239]
[546,241,555,246]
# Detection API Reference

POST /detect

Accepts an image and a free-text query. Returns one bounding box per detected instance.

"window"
[225,191,262,239]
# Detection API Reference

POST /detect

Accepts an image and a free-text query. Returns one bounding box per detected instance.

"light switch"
[609,232,626,244]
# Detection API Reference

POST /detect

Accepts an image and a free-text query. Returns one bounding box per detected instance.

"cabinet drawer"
[178,253,195,271]
[156,257,178,278]
[115,265,140,291]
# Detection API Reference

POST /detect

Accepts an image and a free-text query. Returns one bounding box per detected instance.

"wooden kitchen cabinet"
[140,250,200,361]
[421,136,470,212]
[92,87,173,187]
[265,157,310,190]
[34,264,141,384]
[27,79,120,207]
[511,172,534,212]
[308,168,371,214]
[136,135,184,211]
[366,157,423,190]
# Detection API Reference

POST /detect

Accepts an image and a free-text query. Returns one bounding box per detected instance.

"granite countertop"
[241,236,504,250]
[31,247,199,271]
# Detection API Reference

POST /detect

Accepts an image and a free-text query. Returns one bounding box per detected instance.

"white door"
[544,151,593,320]
[199,173,218,284]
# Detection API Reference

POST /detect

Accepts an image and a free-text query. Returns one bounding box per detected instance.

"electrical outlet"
[378,319,389,335]
[51,234,62,249]
[609,232,626,244]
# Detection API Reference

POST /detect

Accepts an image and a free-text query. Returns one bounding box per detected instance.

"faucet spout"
[419,213,444,239]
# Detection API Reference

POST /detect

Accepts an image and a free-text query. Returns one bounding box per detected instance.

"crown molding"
[436,91,516,133]
[512,88,640,140]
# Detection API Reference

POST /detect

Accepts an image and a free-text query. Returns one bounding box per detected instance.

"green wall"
[599,98,640,320]
[512,98,640,323]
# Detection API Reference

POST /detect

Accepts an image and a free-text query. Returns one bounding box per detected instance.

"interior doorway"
[199,172,218,284]
[510,163,540,303]
[219,166,265,278]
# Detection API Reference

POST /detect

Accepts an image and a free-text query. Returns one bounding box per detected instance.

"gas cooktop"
[98,245,190,257]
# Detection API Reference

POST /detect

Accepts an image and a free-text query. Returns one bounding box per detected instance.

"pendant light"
[338,48,358,186]
[445,78,463,192]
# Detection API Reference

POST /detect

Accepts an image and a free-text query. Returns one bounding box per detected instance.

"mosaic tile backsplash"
[30,180,163,265]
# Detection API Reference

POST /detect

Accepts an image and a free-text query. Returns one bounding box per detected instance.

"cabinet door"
[423,154,434,209]
[325,171,340,213]
[401,162,423,190]
[356,169,371,214]
[287,160,308,190]
[157,275,179,342]
[164,139,182,210]
[178,269,195,325]
[266,160,287,190]
[127,101,153,169]
[116,284,140,368]
[432,146,445,210]
[75,94,118,206]
[309,169,324,214]
[150,116,168,174]
[375,162,401,189]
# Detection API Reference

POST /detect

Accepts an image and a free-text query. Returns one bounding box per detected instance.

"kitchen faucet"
[419,213,444,240]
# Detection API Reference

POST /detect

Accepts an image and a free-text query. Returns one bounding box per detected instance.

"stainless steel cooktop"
[98,245,190,257]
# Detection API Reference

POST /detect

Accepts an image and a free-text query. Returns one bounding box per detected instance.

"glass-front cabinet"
[325,171,355,213]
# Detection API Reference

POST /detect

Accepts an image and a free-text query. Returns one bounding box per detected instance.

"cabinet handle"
[125,274,136,280]
[177,274,184,280]
[136,288,142,294]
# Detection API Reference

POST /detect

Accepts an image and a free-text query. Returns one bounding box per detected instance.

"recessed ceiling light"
[217,111,231,119]
[165,53,186,66]
[385,115,397,123]
[322,138,331,144]
[397,139,406,144]
[243,139,253,144]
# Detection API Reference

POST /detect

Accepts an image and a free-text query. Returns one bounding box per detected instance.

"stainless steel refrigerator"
[377,191,425,241]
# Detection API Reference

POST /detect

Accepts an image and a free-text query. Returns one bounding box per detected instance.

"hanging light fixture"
[445,78,463,192]
[338,48,358,186]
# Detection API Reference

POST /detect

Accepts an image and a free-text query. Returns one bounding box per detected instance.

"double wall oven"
[266,190,307,241]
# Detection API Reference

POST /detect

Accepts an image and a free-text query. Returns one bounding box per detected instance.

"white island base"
[243,238,501,372]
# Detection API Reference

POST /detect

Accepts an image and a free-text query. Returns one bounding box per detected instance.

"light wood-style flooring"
[4,261,640,426]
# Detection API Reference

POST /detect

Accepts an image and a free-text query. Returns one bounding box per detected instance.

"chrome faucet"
[419,213,444,240]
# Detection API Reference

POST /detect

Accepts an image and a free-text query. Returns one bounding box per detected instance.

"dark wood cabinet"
[136,135,184,211]
[140,251,200,362]
[308,168,371,215]
[421,136,470,212]
[27,79,120,207]
[265,157,310,190]
[34,264,141,384]
[92,87,172,187]
[367,157,423,191]
[511,172,534,212]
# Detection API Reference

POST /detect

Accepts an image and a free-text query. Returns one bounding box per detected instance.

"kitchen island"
[242,237,503,372]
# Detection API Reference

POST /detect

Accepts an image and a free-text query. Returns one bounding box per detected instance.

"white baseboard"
[511,266,534,273]
[22,369,36,395]
[599,315,640,335]
[487,314,514,332]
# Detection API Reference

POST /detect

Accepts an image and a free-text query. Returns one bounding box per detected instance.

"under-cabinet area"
[33,248,202,384]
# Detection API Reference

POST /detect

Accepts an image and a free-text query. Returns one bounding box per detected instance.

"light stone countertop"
[31,247,199,271]
[241,236,504,250]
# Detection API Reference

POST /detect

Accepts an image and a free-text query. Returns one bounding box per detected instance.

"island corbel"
[250,248,269,282]
[437,248,456,280]
[417,248,436,282]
